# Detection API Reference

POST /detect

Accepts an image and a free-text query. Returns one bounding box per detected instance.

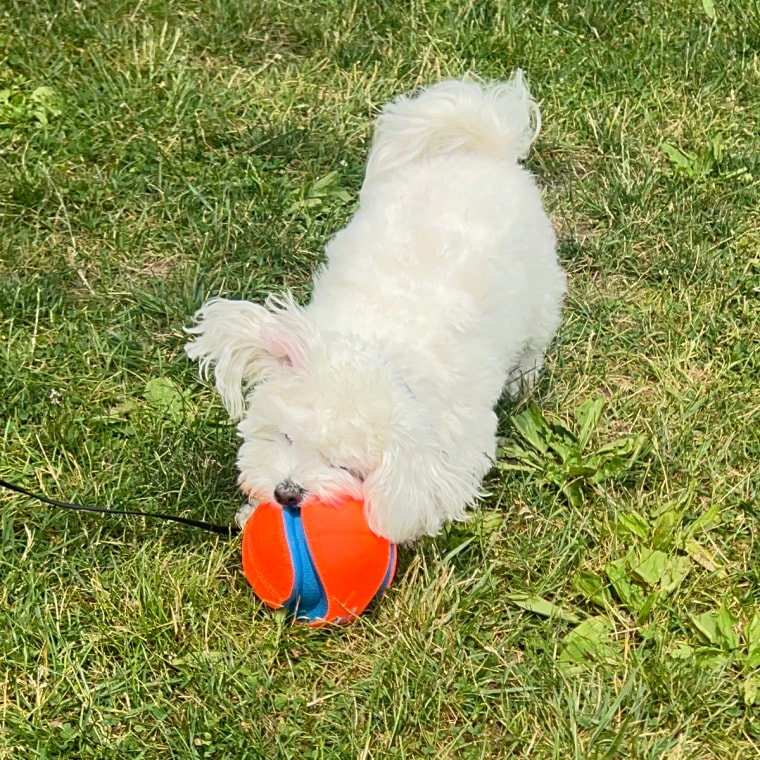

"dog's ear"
[185,293,314,419]
[362,405,479,543]
[257,293,315,370]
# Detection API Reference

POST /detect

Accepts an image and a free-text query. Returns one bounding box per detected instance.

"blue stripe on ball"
[281,506,328,621]
[379,544,396,593]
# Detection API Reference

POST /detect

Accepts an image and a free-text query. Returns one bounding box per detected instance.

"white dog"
[185,72,566,543]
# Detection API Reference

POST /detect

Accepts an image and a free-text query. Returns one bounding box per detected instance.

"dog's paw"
[235,499,258,530]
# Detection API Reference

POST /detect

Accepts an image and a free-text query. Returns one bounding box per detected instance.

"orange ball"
[241,497,397,625]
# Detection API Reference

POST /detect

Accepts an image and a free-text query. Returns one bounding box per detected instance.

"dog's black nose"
[274,480,304,508]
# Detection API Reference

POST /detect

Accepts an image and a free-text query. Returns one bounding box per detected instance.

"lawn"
[1,0,759,757]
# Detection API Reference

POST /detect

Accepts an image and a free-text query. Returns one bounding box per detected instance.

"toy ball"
[241,496,396,625]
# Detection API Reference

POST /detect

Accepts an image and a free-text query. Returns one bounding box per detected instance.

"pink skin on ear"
[258,324,307,369]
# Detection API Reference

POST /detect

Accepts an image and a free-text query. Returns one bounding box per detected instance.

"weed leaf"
[561,480,585,508]
[660,555,691,596]
[745,613,760,669]
[683,505,721,539]
[618,511,650,540]
[682,537,722,573]
[692,612,720,646]
[715,605,740,651]
[0,83,62,128]
[558,616,620,673]
[651,504,685,550]
[605,557,645,614]
[744,675,759,707]
[507,592,582,623]
[510,405,550,454]
[574,396,604,449]
[500,402,646,506]
[573,571,612,608]
[692,607,740,651]
[287,170,351,223]
[662,142,697,174]
[629,547,668,587]
[145,377,191,423]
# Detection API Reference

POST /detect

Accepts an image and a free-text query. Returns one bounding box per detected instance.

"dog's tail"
[364,70,540,184]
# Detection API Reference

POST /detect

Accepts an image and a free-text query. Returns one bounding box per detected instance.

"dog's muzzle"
[274,480,305,509]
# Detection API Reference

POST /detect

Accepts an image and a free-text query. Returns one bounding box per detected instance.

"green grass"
[1,0,759,757]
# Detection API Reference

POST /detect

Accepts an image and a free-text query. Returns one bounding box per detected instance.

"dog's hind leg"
[504,346,546,399]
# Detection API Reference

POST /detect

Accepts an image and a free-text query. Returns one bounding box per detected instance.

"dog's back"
[309,73,565,405]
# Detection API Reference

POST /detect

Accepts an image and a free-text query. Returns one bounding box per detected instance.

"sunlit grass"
[1,0,759,757]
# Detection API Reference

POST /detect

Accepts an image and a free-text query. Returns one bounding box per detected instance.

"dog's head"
[185,295,474,542]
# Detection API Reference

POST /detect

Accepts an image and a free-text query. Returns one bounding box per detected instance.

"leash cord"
[0,477,240,537]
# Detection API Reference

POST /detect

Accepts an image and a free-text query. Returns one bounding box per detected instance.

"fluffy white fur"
[185,72,566,543]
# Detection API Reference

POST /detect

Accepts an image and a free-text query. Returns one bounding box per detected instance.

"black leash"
[0,477,240,537]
